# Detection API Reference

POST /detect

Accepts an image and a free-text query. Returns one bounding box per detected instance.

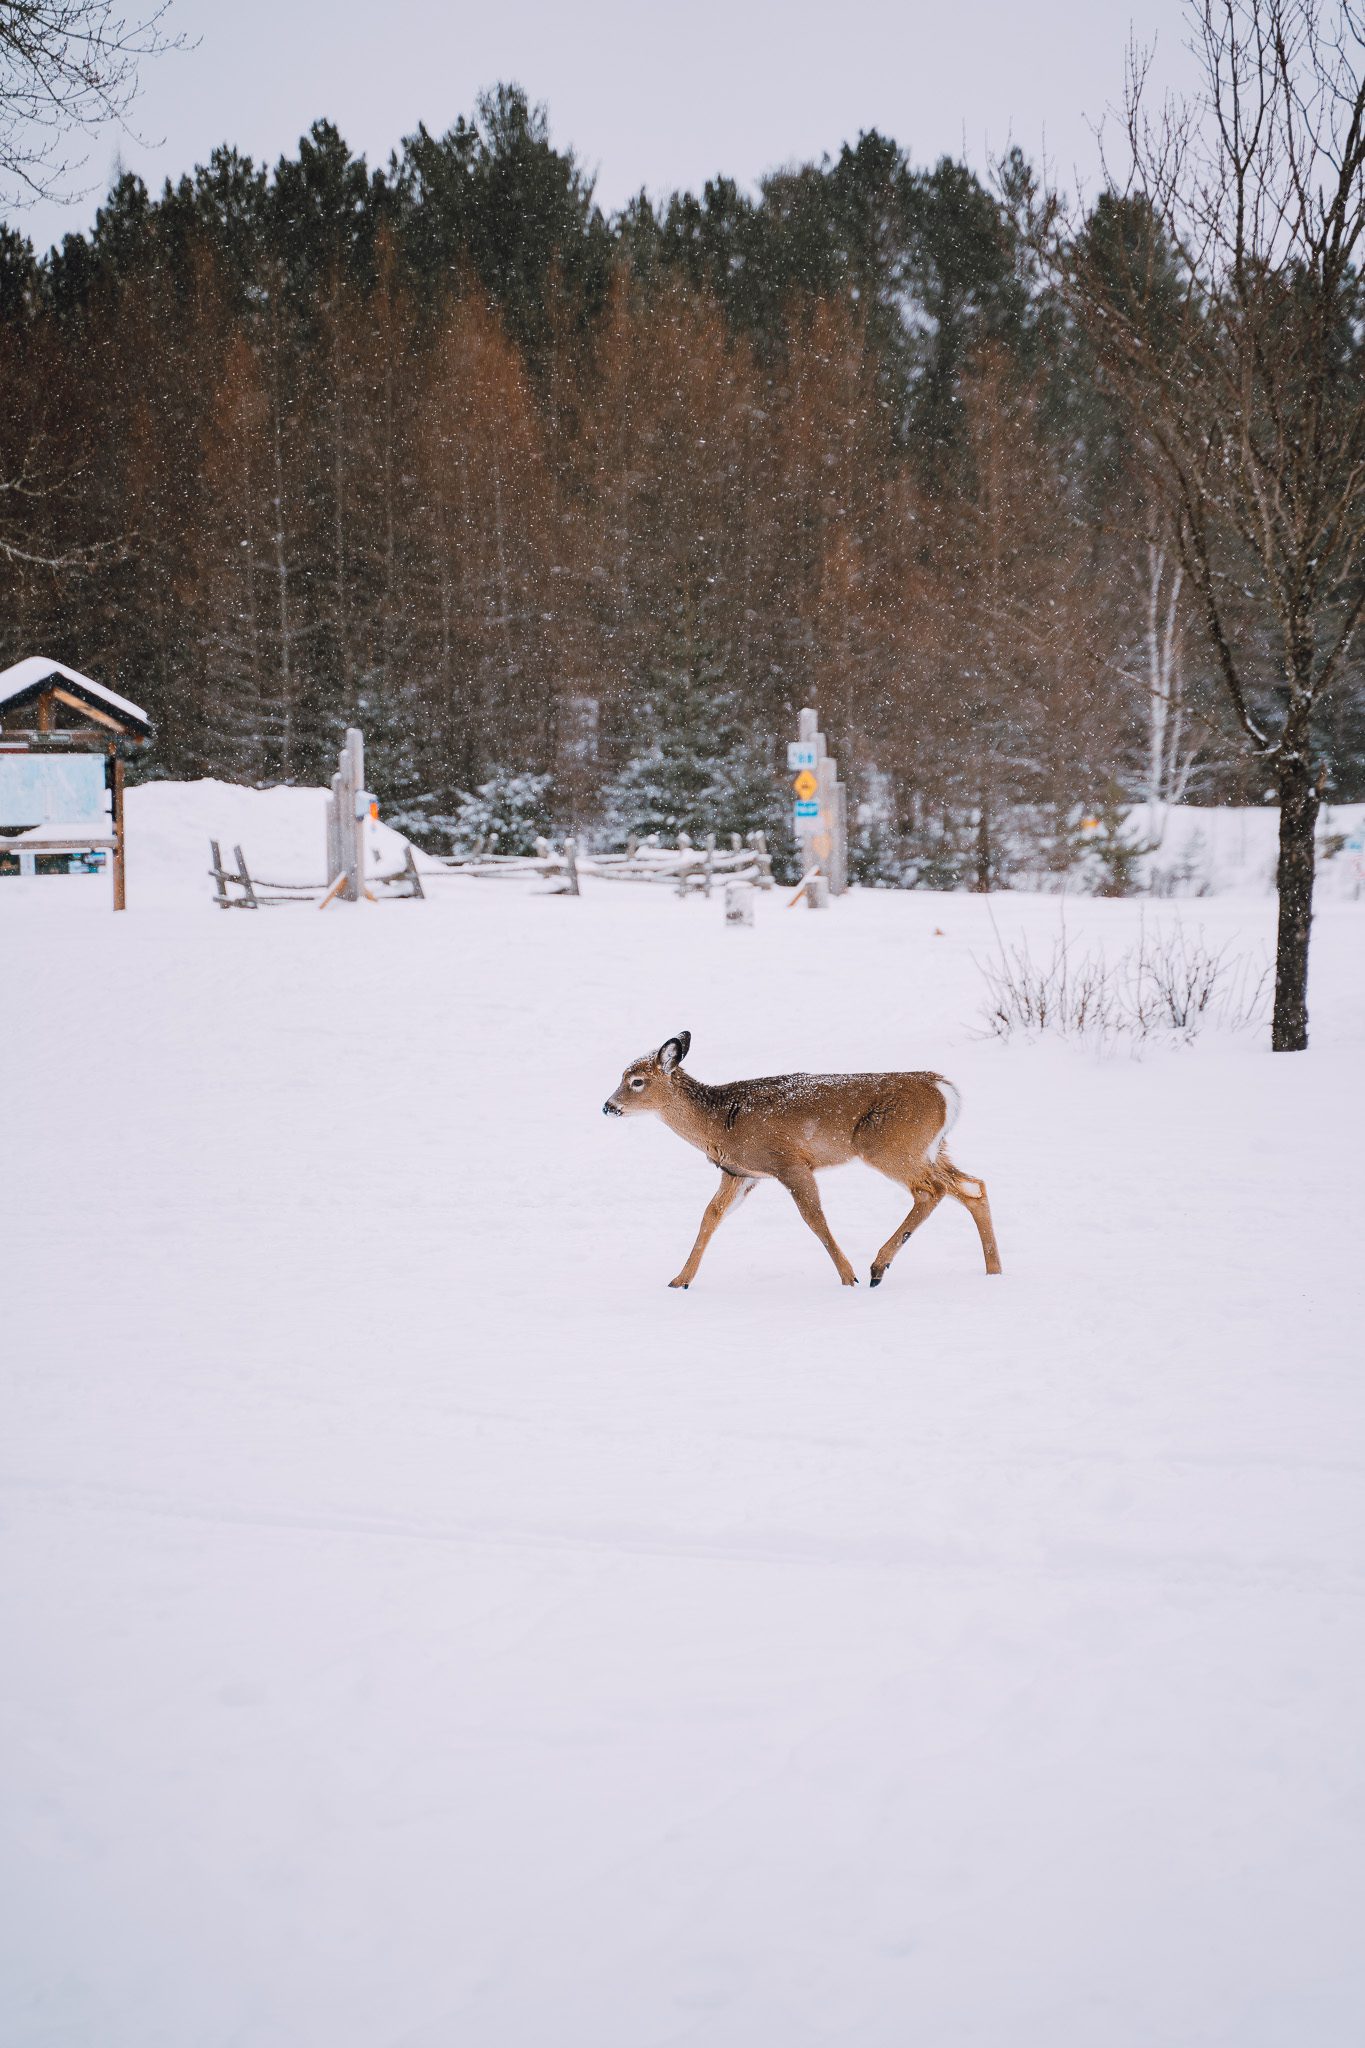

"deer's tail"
[933,1076,962,1157]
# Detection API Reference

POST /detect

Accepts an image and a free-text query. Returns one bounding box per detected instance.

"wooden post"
[346,727,365,902]
[233,844,257,909]
[323,728,367,901]
[111,754,126,911]
[725,881,755,926]
[564,836,580,896]
[326,773,342,890]
[210,839,228,908]
[403,844,425,899]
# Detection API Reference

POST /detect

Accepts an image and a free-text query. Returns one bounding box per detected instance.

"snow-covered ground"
[3,783,1363,2048]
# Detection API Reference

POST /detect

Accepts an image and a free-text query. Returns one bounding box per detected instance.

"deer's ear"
[659,1031,690,1072]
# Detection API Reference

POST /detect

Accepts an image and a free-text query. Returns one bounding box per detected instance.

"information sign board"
[0,753,107,827]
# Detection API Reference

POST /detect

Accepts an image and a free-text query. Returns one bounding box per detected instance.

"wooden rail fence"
[209,830,771,907]
[209,840,424,909]
[421,831,774,897]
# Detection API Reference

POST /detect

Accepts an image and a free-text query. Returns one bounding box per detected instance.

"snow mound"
[124,778,422,907]
[1128,801,1365,899]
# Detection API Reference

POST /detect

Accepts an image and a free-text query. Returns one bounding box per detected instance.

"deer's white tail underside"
[934,1078,962,1156]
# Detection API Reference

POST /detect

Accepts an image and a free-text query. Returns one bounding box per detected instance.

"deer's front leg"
[783,1168,859,1286]
[670,1171,755,1288]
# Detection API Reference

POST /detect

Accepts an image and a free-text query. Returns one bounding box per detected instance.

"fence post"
[564,836,580,896]
[725,881,755,926]
[326,773,341,890]
[749,830,774,887]
[233,844,258,909]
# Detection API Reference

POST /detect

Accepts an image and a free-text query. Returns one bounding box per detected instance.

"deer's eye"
[629,1077,647,1091]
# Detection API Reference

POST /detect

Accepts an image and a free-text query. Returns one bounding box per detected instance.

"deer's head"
[603,1032,691,1117]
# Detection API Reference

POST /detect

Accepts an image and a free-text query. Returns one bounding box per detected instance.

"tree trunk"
[1271,754,1319,1052]
[973,797,992,894]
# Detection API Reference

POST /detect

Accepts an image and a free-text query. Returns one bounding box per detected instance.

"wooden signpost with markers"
[0,657,153,910]
[788,706,848,903]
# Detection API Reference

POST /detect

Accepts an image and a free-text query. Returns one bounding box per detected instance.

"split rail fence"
[421,830,774,897]
[209,840,424,909]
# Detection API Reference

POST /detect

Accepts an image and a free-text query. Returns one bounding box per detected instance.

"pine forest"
[2,85,1362,881]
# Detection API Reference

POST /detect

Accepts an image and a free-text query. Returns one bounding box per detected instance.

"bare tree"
[1,0,180,204]
[1046,0,1365,1049]
[1141,541,1202,807]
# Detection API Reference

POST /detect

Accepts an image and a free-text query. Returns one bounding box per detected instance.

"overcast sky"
[13,0,1199,252]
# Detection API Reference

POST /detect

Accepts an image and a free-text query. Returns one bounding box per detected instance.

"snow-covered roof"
[0,656,151,730]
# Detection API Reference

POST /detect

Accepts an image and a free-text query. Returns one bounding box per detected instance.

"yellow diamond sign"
[793,769,818,801]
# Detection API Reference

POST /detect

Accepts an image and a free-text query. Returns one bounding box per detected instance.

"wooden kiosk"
[0,657,153,910]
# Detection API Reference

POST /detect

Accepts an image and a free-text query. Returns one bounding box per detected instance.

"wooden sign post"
[111,756,126,911]
[788,707,848,896]
[325,727,371,903]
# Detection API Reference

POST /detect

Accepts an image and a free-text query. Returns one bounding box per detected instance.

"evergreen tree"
[443,768,557,855]
[600,645,782,848]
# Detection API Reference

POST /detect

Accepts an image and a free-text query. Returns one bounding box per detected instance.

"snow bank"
[118,777,421,907]
[1128,800,1365,899]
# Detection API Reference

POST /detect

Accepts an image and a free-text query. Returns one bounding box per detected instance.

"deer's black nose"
[603,1099,622,1117]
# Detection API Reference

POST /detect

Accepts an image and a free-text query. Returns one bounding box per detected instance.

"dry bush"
[978,916,1270,1044]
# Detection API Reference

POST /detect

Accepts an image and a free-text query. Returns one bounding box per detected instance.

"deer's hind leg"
[669,1170,757,1289]
[868,1176,948,1288]
[858,1120,952,1288]
[940,1153,1003,1275]
[863,1129,1003,1285]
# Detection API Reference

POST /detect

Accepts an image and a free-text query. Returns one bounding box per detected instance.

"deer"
[603,1032,1001,1290]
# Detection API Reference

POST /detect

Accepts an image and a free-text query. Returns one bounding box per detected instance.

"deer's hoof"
[669,1279,689,1290]
[869,1265,885,1288]
[841,1274,859,1287]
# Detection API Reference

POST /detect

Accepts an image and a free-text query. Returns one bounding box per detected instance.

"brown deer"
[603,1032,1002,1289]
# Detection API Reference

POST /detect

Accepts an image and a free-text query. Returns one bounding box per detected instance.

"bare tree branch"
[0,0,185,204]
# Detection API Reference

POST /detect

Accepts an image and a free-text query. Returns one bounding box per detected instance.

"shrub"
[978,915,1271,1044]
